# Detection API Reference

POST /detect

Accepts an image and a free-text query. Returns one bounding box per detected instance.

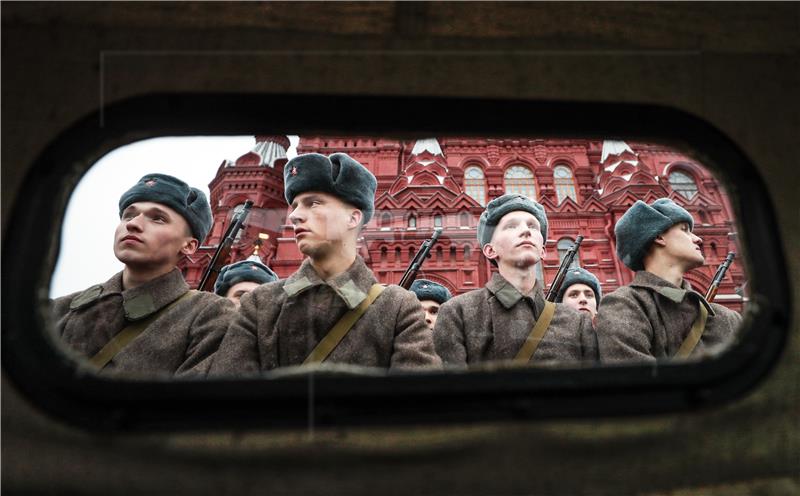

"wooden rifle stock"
[398,228,443,289]
[705,251,735,302]
[198,200,254,292]
[545,235,584,302]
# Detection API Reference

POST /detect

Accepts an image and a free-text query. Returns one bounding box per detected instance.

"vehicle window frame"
[1,93,790,432]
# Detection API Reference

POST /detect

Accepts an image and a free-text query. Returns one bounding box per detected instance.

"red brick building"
[180,135,745,311]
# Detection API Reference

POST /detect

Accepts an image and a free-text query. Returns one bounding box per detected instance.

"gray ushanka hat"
[614,198,695,271]
[409,279,453,305]
[283,152,377,224]
[214,260,279,296]
[477,194,549,248]
[119,173,213,241]
[555,266,602,303]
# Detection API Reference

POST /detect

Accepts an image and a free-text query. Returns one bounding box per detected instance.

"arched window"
[464,166,487,206]
[504,165,536,199]
[436,246,443,263]
[557,238,580,268]
[394,247,401,262]
[449,246,457,262]
[459,211,470,227]
[408,215,417,228]
[668,170,698,200]
[464,245,472,262]
[433,214,443,228]
[553,165,577,204]
[380,246,387,263]
[380,210,392,227]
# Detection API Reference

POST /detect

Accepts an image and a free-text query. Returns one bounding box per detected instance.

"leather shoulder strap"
[514,300,557,363]
[304,284,385,365]
[88,290,195,370]
[674,302,709,359]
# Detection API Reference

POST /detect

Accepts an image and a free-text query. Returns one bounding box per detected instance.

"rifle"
[705,251,735,302]
[545,235,584,302]
[198,200,254,292]
[398,228,443,289]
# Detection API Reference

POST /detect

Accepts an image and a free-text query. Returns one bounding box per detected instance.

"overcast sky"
[49,136,297,298]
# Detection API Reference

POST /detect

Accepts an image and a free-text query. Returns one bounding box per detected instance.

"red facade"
[180,136,745,311]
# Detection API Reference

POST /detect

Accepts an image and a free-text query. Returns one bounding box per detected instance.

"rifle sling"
[88,290,195,370]
[674,302,709,359]
[514,300,556,363]
[304,284,385,365]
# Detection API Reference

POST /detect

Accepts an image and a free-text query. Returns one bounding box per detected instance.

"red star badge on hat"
[291,166,298,176]
[144,179,157,187]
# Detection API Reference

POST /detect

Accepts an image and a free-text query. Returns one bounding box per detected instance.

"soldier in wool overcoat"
[52,173,236,378]
[434,194,598,367]
[596,198,742,363]
[210,153,441,375]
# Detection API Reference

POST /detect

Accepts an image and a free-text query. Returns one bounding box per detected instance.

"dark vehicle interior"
[3,3,798,495]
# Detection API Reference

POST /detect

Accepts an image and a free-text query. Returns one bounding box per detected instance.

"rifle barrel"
[197,200,254,291]
[545,235,584,302]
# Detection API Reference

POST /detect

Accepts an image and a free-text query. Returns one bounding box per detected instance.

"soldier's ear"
[347,208,363,230]
[181,238,199,256]
[482,243,498,262]
[653,234,667,248]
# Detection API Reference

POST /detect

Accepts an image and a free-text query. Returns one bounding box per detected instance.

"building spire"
[411,138,444,157]
[231,135,290,167]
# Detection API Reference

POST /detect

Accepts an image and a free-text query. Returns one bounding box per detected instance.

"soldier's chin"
[297,240,324,258]
[688,255,705,269]
[512,254,540,269]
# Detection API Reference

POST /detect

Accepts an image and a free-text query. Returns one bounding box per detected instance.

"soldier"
[555,267,602,323]
[434,194,597,367]
[51,173,236,377]
[210,153,441,375]
[596,198,742,363]
[409,279,452,330]
[214,260,279,306]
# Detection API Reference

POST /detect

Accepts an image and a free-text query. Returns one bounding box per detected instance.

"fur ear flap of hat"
[555,266,602,303]
[614,198,695,271]
[283,152,377,224]
[477,194,549,266]
[409,279,453,305]
[119,173,213,241]
[214,260,279,296]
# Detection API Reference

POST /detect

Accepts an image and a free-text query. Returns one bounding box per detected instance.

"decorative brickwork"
[181,137,745,311]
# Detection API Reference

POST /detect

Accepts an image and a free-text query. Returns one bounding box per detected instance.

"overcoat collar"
[69,268,190,320]
[630,271,716,316]
[485,272,545,312]
[282,257,377,310]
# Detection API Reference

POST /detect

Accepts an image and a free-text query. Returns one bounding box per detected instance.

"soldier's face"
[419,299,441,330]
[225,281,260,307]
[288,192,362,258]
[562,283,597,318]
[114,202,197,270]
[657,222,704,269]
[483,210,545,269]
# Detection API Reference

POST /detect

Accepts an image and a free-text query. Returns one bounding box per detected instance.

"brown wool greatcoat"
[434,273,598,367]
[52,269,236,378]
[209,257,442,375]
[596,271,742,363]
